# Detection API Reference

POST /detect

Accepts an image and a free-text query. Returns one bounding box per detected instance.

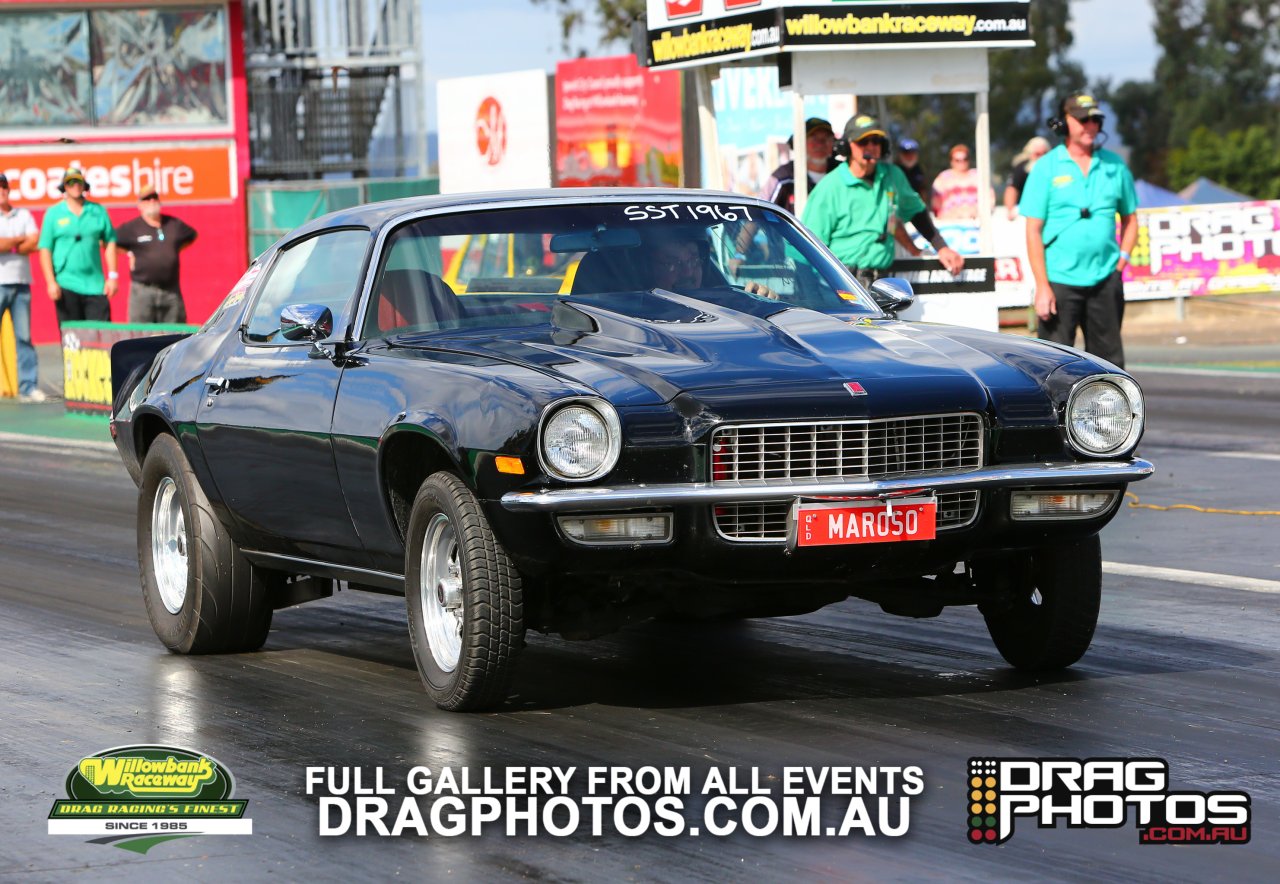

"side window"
[244,229,370,343]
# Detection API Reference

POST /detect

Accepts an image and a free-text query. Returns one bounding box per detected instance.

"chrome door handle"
[204,377,227,393]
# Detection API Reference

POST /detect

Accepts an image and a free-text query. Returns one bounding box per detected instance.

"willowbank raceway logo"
[48,745,252,853]
[967,757,1250,845]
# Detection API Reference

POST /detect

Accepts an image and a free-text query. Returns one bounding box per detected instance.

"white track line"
[1130,365,1278,379]
[0,430,114,454]
[1104,561,1280,595]
[1206,450,1280,462]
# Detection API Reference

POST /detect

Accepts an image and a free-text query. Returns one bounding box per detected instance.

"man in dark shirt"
[115,191,198,323]
[893,137,929,204]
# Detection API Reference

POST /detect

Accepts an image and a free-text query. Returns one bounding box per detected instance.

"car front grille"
[710,413,984,484]
[713,490,982,543]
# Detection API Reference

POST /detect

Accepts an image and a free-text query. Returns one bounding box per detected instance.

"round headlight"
[1066,376,1144,456]
[541,401,621,481]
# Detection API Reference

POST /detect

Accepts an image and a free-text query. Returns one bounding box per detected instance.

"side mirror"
[280,303,334,342]
[868,277,916,315]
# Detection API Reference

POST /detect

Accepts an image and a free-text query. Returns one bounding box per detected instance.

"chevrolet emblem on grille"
[844,382,868,396]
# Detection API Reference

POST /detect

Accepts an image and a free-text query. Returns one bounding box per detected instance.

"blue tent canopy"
[1135,179,1187,208]
[1178,177,1254,204]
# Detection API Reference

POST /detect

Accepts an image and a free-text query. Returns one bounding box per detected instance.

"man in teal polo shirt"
[38,168,119,325]
[1020,93,1137,367]
[803,115,964,288]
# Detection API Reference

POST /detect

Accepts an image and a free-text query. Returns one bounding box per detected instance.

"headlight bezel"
[537,397,622,482]
[1065,375,1144,458]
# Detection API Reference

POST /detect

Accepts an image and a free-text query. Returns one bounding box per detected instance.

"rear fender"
[110,334,190,416]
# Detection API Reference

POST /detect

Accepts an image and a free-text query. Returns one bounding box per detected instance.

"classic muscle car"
[110,189,1152,711]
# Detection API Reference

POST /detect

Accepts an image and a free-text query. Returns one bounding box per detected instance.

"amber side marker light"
[495,456,525,475]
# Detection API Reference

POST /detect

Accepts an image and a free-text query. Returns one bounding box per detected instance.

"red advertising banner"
[555,55,683,188]
[0,143,237,209]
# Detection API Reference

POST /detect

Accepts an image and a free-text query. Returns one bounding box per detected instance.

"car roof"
[282,188,781,244]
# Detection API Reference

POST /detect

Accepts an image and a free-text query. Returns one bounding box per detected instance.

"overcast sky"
[422,0,1161,131]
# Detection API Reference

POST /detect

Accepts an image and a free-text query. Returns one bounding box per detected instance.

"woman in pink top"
[931,144,981,220]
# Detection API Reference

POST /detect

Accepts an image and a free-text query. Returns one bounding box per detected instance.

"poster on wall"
[711,66,853,198]
[554,55,683,189]
[437,70,553,194]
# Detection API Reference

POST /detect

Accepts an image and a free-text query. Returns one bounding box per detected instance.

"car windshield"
[362,201,879,338]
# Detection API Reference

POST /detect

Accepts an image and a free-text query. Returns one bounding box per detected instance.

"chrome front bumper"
[500,458,1154,513]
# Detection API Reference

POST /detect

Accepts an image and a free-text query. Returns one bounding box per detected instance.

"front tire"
[978,535,1102,671]
[405,472,524,711]
[137,434,273,653]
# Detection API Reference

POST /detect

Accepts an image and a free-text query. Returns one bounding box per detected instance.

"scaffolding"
[244,0,424,179]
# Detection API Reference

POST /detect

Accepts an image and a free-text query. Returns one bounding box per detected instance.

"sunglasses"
[656,255,701,273]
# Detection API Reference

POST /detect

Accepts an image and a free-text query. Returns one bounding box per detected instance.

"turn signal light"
[558,514,673,545]
[1010,491,1118,520]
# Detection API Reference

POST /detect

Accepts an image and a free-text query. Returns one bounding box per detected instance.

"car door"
[195,227,372,564]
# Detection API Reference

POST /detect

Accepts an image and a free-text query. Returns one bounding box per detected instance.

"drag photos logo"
[48,745,251,853]
[967,757,1250,845]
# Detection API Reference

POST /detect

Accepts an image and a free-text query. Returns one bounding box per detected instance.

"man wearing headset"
[802,115,964,289]
[1020,92,1137,367]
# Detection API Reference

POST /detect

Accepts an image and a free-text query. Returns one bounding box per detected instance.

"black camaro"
[111,189,1152,710]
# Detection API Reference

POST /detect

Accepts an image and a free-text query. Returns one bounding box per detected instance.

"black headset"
[833,134,889,162]
[1047,93,1107,137]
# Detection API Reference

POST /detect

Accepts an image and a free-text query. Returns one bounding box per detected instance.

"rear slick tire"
[979,535,1102,671]
[137,434,273,654]
[405,472,524,712]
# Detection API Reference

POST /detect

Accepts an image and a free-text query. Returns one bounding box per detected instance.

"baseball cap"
[898,137,920,152]
[58,168,89,192]
[139,190,160,201]
[787,116,835,148]
[843,114,888,144]
[0,173,9,189]
[1063,93,1104,121]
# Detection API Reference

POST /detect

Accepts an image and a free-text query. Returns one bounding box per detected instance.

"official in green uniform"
[38,168,118,325]
[1020,93,1138,367]
[803,115,964,288]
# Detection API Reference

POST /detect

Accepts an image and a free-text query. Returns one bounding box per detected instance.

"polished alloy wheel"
[421,513,463,672]
[151,476,188,614]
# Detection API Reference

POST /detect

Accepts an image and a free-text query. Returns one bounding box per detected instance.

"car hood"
[395,291,1080,424]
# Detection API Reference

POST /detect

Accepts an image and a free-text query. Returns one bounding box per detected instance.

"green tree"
[1105,1,1280,186]
[529,0,645,53]
[884,0,1084,179]
[1167,126,1280,199]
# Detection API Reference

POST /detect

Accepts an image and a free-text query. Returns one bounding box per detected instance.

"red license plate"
[790,497,937,548]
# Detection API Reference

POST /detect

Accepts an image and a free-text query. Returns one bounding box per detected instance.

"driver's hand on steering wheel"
[741,281,779,300]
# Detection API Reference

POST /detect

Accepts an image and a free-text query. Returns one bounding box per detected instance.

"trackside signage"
[437,70,553,194]
[0,143,237,208]
[644,0,1032,68]
[49,745,252,853]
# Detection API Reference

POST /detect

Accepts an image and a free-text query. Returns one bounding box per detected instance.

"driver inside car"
[644,229,778,299]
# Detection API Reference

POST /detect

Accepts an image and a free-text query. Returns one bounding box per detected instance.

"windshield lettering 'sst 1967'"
[623,204,754,223]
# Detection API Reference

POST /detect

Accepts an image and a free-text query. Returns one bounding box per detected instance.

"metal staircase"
[244,0,422,179]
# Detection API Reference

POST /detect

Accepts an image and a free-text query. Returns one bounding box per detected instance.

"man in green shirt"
[1020,93,1137,367]
[37,168,118,325]
[803,115,963,288]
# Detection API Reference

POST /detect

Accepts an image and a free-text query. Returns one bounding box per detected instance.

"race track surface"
[1,369,1277,880]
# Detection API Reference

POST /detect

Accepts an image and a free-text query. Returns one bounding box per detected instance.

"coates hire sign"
[0,142,238,209]
[437,70,553,194]
[645,0,1032,68]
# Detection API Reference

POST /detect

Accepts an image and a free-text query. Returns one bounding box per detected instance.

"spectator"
[1003,136,1051,219]
[116,191,198,323]
[931,144,985,220]
[759,117,840,215]
[893,137,930,204]
[0,173,44,402]
[1021,92,1137,367]
[37,169,118,324]
[802,115,963,288]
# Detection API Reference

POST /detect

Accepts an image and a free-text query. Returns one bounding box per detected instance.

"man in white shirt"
[0,173,43,402]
